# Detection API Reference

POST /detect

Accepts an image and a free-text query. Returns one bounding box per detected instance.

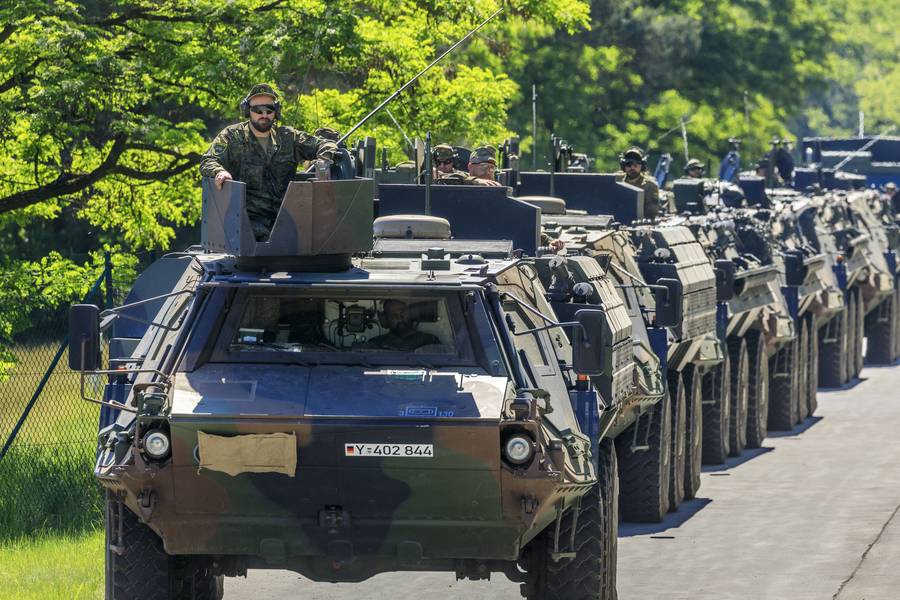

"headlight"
[504,435,534,465]
[143,429,171,460]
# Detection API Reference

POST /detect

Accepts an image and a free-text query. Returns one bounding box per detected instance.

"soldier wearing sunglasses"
[615,146,663,219]
[199,84,338,240]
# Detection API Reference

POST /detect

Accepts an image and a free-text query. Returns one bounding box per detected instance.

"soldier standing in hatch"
[615,146,663,219]
[199,84,338,240]
[684,158,705,179]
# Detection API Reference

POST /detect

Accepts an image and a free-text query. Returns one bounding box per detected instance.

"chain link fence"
[0,254,140,540]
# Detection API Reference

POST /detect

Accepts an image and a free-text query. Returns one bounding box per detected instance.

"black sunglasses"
[436,159,454,165]
[250,105,276,115]
[623,160,640,167]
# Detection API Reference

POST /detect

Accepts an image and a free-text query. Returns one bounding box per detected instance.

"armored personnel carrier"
[511,170,723,515]
[69,174,624,599]
[372,172,679,532]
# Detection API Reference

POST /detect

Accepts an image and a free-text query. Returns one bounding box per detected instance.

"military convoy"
[67,135,900,600]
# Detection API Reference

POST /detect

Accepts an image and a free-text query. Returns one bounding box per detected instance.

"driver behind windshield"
[367,300,440,351]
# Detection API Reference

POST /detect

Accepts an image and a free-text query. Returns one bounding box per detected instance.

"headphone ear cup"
[240,98,250,118]
[273,100,281,120]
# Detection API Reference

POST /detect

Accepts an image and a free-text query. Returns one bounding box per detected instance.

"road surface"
[227,361,900,599]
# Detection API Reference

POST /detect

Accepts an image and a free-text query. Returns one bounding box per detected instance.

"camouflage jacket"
[199,122,337,230]
[616,171,662,219]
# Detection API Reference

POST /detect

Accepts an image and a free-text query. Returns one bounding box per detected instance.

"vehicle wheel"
[106,498,222,600]
[667,371,686,511]
[599,439,619,600]
[819,308,847,388]
[746,331,769,448]
[768,335,798,431]
[846,290,859,381]
[520,443,616,600]
[701,353,730,465]
[865,293,896,364]
[893,286,900,362]
[796,318,810,423]
[617,388,671,523]
[807,316,819,417]
[682,366,703,499]
[727,337,749,456]
[853,288,865,378]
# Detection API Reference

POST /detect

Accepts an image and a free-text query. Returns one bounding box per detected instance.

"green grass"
[0,341,104,540]
[0,530,104,600]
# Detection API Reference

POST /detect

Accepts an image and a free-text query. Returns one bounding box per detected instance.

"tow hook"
[136,488,157,521]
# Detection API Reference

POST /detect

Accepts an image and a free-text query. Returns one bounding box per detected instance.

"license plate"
[344,443,433,457]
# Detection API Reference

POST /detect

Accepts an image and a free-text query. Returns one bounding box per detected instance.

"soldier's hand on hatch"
[479,179,503,187]
[549,239,565,252]
[214,171,233,190]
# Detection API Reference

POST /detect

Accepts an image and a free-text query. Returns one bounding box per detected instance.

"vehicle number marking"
[345,444,433,457]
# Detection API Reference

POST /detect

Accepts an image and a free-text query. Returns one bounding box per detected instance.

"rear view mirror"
[572,309,608,376]
[714,259,736,301]
[652,278,684,328]
[68,304,101,371]
[783,250,807,287]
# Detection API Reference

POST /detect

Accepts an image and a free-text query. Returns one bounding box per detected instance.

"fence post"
[104,250,114,309]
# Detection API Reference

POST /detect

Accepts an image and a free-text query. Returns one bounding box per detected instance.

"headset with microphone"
[239,84,282,120]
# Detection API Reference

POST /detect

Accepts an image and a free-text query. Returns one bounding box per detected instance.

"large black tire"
[866,293,897,364]
[599,439,619,600]
[768,335,799,431]
[807,316,819,417]
[853,288,865,378]
[106,499,223,600]
[819,307,847,387]
[667,371,686,512]
[682,366,703,499]
[746,330,769,448]
[727,337,749,456]
[796,318,810,423]
[617,390,671,523]
[701,354,730,465]
[521,442,616,600]
[894,286,900,362]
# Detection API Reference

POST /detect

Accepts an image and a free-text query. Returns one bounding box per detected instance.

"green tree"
[0,0,589,364]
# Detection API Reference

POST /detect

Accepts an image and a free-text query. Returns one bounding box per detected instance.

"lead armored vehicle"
[69,175,623,599]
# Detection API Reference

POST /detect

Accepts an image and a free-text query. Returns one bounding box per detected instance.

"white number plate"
[344,443,433,458]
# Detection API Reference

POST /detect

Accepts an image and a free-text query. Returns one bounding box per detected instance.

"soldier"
[369,300,440,351]
[616,146,663,219]
[754,158,769,179]
[684,158,705,179]
[467,145,503,187]
[199,84,338,240]
[430,144,471,184]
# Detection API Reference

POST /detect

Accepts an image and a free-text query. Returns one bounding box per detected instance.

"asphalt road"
[226,361,900,600]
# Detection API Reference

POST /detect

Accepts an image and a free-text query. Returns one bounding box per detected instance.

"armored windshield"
[214,290,474,364]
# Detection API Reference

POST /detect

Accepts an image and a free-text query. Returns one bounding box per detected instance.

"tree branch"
[111,154,201,181]
[0,24,15,45]
[0,58,41,94]
[0,134,128,214]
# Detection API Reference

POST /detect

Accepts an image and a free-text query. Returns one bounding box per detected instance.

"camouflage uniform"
[615,146,662,219]
[616,171,662,219]
[199,87,337,239]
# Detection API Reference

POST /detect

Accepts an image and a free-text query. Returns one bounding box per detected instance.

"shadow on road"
[820,377,868,392]
[619,498,712,537]
[861,358,900,369]
[701,446,774,473]
[768,415,824,438]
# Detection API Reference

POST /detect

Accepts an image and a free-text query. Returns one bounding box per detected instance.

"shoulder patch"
[212,141,227,156]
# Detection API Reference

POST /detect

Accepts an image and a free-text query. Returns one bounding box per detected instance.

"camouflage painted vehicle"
[373,176,677,533]
[513,171,723,518]
[662,178,791,451]
[69,175,624,599]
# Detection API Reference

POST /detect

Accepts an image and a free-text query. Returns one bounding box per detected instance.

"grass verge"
[0,529,103,600]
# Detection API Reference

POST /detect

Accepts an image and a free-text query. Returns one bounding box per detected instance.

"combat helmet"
[619,146,647,171]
